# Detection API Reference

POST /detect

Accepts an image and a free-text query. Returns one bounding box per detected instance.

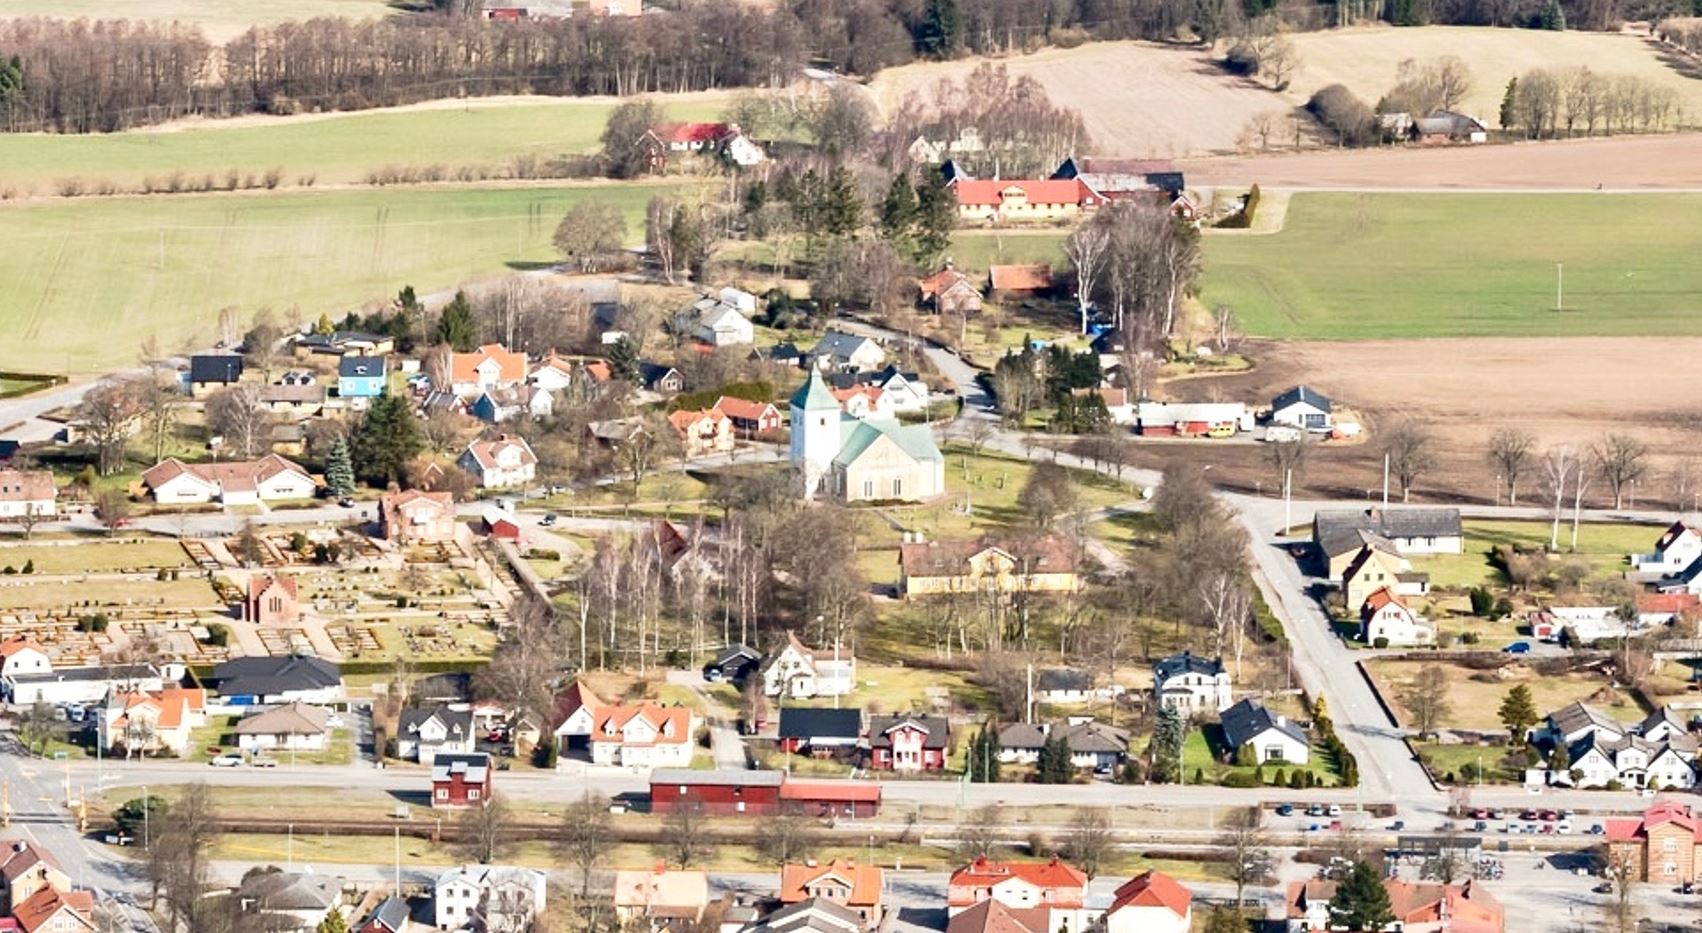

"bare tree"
[659,799,710,868]
[1601,854,1637,933]
[558,793,612,904]
[1593,433,1649,509]
[456,793,514,865]
[1485,428,1535,506]
[206,383,272,459]
[147,782,221,930]
[1064,222,1110,336]
[77,379,146,475]
[1379,420,1435,503]
[1266,436,1308,493]
[955,805,1005,860]
[1401,664,1452,740]
[1060,809,1113,880]
[1540,445,1576,551]
[756,802,821,866]
[94,489,131,537]
[1217,807,1270,909]
[1434,55,1473,110]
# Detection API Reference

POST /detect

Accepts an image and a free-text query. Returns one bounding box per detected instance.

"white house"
[5,661,181,706]
[1270,386,1332,432]
[872,369,930,414]
[811,331,887,373]
[588,703,695,768]
[235,871,341,932]
[832,385,896,421]
[0,637,52,681]
[527,353,576,392]
[459,435,538,489]
[1152,652,1232,713]
[397,705,476,765]
[234,702,333,753]
[679,292,756,348]
[1528,605,1638,645]
[1544,703,1696,789]
[140,455,317,506]
[449,344,527,397]
[1358,587,1435,646]
[0,470,55,519]
[1102,871,1191,933]
[472,385,554,424]
[1633,522,1702,574]
[761,631,855,700]
[434,865,548,933]
[725,132,767,167]
[1220,699,1310,765]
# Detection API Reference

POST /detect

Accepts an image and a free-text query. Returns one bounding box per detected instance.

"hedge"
[669,380,775,413]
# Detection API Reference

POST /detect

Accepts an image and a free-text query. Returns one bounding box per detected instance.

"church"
[789,367,946,503]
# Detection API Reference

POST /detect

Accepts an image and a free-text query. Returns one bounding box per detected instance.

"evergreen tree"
[1037,734,1073,784]
[434,291,477,351]
[324,435,357,497]
[1499,77,1519,130]
[607,336,640,383]
[1150,706,1185,784]
[398,284,422,314]
[743,179,768,216]
[1548,741,1570,774]
[881,173,919,245]
[968,723,1002,783]
[1498,684,1538,746]
[913,171,957,264]
[351,395,425,486]
[1539,0,1565,28]
[919,0,961,56]
[1329,861,1394,931]
[669,208,705,282]
[316,911,349,933]
[820,166,863,237]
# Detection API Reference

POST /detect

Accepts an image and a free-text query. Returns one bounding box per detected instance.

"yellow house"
[953,179,1099,225]
[1341,543,1431,611]
[898,534,1081,598]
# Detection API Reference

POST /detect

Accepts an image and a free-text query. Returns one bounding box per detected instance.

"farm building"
[1134,401,1252,437]
[649,768,785,815]
[952,179,1098,224]
[481,506,521,541]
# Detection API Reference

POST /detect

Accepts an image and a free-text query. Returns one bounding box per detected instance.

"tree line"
[2,0,1666,134]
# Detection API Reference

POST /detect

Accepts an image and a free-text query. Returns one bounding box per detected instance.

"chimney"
[1277,715,1287,727]
[805,858,818,868]
[915,532,925,544]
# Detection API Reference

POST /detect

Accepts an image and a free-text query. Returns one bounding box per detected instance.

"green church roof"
[832,419,944,468]
[789,367,840,412]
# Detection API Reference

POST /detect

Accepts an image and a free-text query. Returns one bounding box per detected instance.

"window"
[892,478,902,497]
[1665,837,1679,852]
[436,788,448,800]
[468,788,481,801]
[863,480,874,498]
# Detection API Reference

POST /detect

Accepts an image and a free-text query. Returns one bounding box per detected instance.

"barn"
[649,768,785,815]
[780,780,881,819]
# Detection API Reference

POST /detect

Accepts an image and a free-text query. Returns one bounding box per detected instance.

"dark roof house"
[189,355,244,386]
[1313,508,1464,560]
[867,715,950,750]
[1272,385,1331,414]
[1220,698,1307,750]
[1152,651,1224,684]
[212,654,341,700]
[777,708,863,748]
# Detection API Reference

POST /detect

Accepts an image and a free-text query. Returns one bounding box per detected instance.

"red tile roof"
[945,899,1050,933]
[953,179,1091,208]
[0,470,54,504]
[1637,593,1700,615]
[987,264,1053,292]
[948,857,1087,907]
[13,887,92,933]
[247,573,298,603]
[1108,870,1191,919]
[652,122,730,145]
[714,397,777,422]
[0,636,44,659]
[450,344,526,385]
[592,704,692,747]
[780,781,882,804]
[780,859,883,907]
[1362,586,1404,613]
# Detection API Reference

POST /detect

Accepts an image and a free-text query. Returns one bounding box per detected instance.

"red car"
[487,730,506,743]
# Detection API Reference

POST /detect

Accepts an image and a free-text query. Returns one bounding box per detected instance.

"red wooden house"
[481,505,521,542]
[867,715,950,772]
[714,396,782,436]
[430,752,492,808]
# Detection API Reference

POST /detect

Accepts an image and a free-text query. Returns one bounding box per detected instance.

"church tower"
[789,366,842,500]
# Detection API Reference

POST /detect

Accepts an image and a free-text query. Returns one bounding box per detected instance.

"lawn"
[948,231,1067,272]
[1201,193,1702,339]
[0,577,220,611]
[0,182,696,373]
[0,99,728,191]
[1412,740,1524,785]
[1410,519,1660,590]
[1142,726,1341,789]
[1364,659,1646,733]
[0,540,191,575]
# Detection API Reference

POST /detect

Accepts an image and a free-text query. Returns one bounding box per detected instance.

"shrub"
[1492,597,1514,620]
[1469,587,1494,616]
[1605,779,1624,791]
[1288,770,1304,788]
[1235,743,1256,767]
[20,560,31,575]
[1273,767,1287,786]
[1193,767,1206,785]
[1307,84,1378,147]
[1373,636,1390,649]
[1461,631,1481,645]
[205,624,230,647]
[77,614,109,633]
[525,548,561,561]
[1221,772,1261,788]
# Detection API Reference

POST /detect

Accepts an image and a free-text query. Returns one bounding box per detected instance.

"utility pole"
[1283,468,1293,535]
[1382,454,1390,510]
[1555,262,1564,312]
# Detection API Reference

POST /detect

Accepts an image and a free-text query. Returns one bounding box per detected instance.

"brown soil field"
[1179,133,1702,188]
[1130,337,1702,506]
[867,41,1281,159]
[1286,26,1702,124]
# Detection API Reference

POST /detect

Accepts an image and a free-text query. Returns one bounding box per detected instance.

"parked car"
[209,754,243,767]
[250,756,278,768]
[1276,804,1295,816]
[1474,821,1488,832]
[1593,883,1614,895]
[540,514,559,527]
[1389,820,1407,831]
[1328,804,1343,817]
[1504,641,1532,654]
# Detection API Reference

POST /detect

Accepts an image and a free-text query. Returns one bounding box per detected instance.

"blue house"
[338,356,388,400]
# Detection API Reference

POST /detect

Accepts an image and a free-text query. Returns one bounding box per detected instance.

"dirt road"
[1181,134,1702,189]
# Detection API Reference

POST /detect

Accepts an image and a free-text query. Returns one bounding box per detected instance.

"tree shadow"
[503,261,559,272]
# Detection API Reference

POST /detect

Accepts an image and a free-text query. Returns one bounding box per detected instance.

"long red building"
[648,769,880,818]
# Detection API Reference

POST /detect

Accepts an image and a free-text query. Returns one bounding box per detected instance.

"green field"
[0,0,394,43]
[0,100,727,192]
[0,182,695,372]
[1411,519,1659,590]
[1201,193,1702,339]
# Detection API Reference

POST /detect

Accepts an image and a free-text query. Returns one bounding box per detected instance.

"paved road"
[0,738,158,930]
